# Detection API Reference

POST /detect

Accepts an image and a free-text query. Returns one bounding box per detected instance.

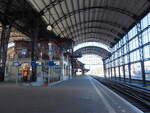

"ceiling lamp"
[47,25,53,31]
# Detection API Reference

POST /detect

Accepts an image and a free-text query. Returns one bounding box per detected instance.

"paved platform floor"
[0,76,143,113]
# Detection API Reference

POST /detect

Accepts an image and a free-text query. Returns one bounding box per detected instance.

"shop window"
[18,48,29,58]
[144,60,150,81]
[131,62,142,80]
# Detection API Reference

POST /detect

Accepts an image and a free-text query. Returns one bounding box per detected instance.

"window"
[131,62,142,80]
[124,55,128,64]
[115,67,119,77]
[125,65,129,79]
[122,37,125,45]
[147,28,150,42]
[132,26,137,37]
[129,40,133,51]
[132,37,139,50]
[105,12,150,82]
[112,68,115,77]
[144,61,150,81]
[18,48,29,58]
[143,30,149,44]
[120,66,124,78]
[141,15,149,29]
[144,45,150,59]
[74,42,110,52]
[136,50,140,61]
[128,30,133,40]
[130,50,140,62]
[130,52,134,62]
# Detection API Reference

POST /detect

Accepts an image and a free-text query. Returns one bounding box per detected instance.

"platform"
[0,76,143,113]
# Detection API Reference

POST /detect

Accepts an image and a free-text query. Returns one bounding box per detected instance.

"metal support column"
[31,18,39,81]
[117,44,121,80]
[123,65,126,81]
[137,22,146,86]
[113,54,116,79]
[70,42,74,77]
[71,51,74,77]
[121,41,126,81]
[0,23,11,82]
[82,68,85,75]
[103,60,106,78]
[114,67,116,79]
[126,34,131,82]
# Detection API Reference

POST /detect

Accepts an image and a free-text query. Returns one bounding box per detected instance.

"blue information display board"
[31,61,37,67]
[48,61,56,66]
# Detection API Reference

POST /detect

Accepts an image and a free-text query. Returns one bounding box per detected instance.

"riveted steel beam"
[72,31,118,42]
[51,6,137,27]
[59,26,122,39]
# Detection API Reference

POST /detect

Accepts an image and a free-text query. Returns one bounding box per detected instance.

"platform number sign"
[48,61,56,66]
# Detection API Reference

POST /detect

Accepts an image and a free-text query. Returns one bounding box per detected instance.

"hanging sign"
[13,61,21,67]
[31,61,37,67]
[48,61,56,66]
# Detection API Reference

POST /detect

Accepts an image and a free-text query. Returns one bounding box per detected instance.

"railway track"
[93,76,150,113]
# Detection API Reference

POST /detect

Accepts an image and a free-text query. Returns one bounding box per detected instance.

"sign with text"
[13,61,21,66]
[31,61,37,67]
[48,61,56,66]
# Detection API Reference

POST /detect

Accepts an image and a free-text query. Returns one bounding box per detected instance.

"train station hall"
[0,0,150,113]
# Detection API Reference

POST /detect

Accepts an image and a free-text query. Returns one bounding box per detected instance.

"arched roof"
[27,0,150,46]
[74,46,111,58]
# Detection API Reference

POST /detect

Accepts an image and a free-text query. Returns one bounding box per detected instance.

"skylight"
[74,42,111,52]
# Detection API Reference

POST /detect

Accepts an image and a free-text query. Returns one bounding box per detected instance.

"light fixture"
[47,25,53,31]
[48,42,52,46]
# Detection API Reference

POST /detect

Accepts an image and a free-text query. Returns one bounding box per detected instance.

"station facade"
[5,38,83,83]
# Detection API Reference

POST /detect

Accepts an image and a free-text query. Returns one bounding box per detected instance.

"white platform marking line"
[91,77,144,113]
[88,77,117,113]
